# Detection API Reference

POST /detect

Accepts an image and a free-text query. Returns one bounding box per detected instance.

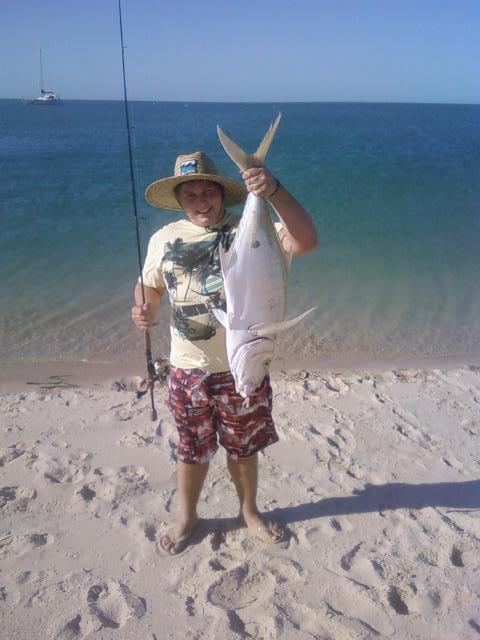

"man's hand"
[132,283,164,331]
[242,167,317,256]
[131,302,156,331]
[241,167,279,199]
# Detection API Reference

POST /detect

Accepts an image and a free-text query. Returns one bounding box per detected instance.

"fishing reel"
[135,356,170,400]
[135,356,170,422]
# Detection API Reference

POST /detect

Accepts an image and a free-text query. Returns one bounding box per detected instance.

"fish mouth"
[242,381,259,397]
[231,338,274,396]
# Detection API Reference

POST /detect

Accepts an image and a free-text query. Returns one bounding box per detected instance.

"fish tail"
[216,125,251,171]
[217,113,281,170]
[254,113,281,165]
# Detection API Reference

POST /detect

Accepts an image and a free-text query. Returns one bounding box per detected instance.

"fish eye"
[264,359,271,367]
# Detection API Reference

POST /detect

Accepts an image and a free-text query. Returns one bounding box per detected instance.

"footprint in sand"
[387,585,410,615]
[469,619,480,635]
[209,552,302,589]
[209,527,227,552]
[73,466,150,513]
[113,405,145,422]
[391,407,437,450]
[312,445,330,464]
[0,486,36,514]
[207,561,276,611]
[462,419,480,437]
[206,559,285,637]
[333,422,356,454]
[441,455,461,469]
[324,579,394,636]
[450,545,465,567]
[30,451,91,484]
[87,581,146,629]
[25,570,90,610]
[338,543,388,590]
[326,435,343,459]
[340,541,363,571]
[117,431,154,447]
[204,551,239,572]
[392,369,421,383]
[117,465,149,484]
[0,443,26,467]
[303,516,354,547]
[0,531,54,559]
[268,557,304,585]
[142,520,162,542]
[326,376,350,393]
[115,515,164,570]
[54,614,85,640]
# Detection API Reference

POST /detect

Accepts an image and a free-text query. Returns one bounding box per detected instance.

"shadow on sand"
[178,479,480,550]
[268,478,480,527]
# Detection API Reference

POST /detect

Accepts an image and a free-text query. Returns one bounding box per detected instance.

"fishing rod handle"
[143,329,158,422]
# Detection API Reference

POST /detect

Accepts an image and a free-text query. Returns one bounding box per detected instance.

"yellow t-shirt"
[142,212,239,372]
[142,211,285,373]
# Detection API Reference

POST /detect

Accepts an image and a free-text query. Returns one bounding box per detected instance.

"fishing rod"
[118,0,157,421]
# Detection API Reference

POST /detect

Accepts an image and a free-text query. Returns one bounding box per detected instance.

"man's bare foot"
[158,515,198,555]
[241,509,283,544]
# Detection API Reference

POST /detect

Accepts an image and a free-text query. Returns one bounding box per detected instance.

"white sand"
[1,364,480,639]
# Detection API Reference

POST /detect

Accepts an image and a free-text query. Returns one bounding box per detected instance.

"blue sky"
[1,0,479,103]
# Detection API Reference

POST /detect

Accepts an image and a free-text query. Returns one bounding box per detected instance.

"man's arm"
[241,166,318,256]
[131,283,165,331]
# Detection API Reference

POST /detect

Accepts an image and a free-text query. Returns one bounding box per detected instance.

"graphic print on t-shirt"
[162,225,234,342]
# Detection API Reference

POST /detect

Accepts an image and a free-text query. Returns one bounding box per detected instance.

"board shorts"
[166,367,279,464]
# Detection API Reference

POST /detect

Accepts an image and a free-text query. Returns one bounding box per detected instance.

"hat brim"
[145,173,247,212]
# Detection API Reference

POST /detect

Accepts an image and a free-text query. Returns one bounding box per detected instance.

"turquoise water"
[1,100,479,365]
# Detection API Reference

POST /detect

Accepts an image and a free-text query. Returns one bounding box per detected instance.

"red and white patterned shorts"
[166,367,278,464]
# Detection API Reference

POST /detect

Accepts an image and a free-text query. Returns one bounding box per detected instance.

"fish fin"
[249,307,317,337]
[212,308,228,328]
[253,113,282,165]
[216,126,253,171]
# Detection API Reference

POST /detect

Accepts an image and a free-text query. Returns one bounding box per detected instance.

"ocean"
[1,100,479,367]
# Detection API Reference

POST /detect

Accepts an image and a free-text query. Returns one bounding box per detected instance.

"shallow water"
[1,100,479,364]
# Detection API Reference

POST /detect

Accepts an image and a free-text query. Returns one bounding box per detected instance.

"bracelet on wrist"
[268,179,281,199]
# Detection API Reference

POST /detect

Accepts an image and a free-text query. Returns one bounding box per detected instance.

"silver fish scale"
[227,193,287,329]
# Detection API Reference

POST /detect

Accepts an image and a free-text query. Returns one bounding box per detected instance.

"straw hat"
[145,151,246,212]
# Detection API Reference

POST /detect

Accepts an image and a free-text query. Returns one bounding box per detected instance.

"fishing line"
[118,0,157,421]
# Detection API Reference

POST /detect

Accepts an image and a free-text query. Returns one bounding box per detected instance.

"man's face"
[177,180,225,227]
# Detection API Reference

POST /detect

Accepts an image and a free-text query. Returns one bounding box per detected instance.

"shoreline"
[1,352,479,392]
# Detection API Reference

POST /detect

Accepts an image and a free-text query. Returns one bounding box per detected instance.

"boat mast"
[39,49,44,93]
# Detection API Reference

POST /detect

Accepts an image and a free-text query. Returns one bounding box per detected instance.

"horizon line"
[2,97,480,107]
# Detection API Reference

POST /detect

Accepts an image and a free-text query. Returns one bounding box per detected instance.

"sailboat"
[25,49,62,105]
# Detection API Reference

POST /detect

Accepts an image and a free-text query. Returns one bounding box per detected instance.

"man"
[132,150,317,554]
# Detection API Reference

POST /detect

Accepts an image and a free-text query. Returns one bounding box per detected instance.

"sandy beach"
[1,361,480,639]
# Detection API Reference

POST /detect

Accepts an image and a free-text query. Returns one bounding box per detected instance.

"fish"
[213,114,316,398]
